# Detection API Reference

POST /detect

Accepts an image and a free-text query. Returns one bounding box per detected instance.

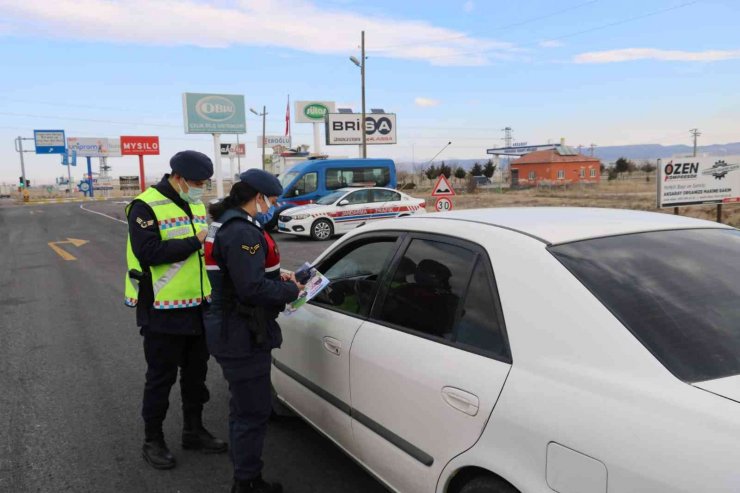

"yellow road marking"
[48,238,89,261]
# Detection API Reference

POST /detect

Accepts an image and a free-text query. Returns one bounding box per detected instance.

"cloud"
[574,48,740,64]
[0,0,517,67]
[415,97,440,108]
[463,1,474,13]
[539,40,564,48]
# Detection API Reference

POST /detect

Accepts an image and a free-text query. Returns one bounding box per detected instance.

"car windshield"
[316,191,346,205]
[279,171,300,189]
[550,229,740,383]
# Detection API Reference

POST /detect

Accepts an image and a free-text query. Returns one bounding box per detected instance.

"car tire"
[310,219,334,241]
[458,475,519,493]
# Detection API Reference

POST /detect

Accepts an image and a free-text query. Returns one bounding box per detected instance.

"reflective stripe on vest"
[124,187,212,309]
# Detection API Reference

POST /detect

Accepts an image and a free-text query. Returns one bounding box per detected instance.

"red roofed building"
[510,146,601,186]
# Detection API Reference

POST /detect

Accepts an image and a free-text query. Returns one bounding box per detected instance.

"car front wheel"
[311,219,334,241]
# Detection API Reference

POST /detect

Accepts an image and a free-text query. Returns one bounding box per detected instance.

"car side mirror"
[338,199,349,206]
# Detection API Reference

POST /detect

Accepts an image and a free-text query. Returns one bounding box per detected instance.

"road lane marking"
[79,203,127,224]
[48,238,89,261]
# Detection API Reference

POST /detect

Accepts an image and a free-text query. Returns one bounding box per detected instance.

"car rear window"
[550,228,740,383]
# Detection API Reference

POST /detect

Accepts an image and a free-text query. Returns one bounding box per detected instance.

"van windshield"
[279,171,299,189]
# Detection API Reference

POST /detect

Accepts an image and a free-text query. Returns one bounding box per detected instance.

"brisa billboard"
[325,113,397,145]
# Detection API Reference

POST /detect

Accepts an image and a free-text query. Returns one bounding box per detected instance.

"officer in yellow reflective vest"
[125,150,227,470]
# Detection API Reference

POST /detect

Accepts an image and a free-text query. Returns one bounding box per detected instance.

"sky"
[0,0,739,184]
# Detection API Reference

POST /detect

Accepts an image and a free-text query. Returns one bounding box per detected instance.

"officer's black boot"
[142,438,176,470]
[182,412,228,454]
[232,476,283,493]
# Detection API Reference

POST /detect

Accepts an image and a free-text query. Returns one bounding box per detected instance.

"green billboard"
[182,93,246,134]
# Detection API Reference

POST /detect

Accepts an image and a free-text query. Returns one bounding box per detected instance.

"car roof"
[336,186,398,193]
[403,207,733,244]
[285,158,394,174]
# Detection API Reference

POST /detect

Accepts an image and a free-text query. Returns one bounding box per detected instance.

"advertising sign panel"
[104,138,121,157]
[220,143,246,156]
[325,113,397,145]
[182,93,246,134]
[295,101,336,123]
[34,130,66,154]
[119,176,141,191]
[121,136,160,155]
[658,157,740,207]
[67,137,107,157]
[258,135,292,148]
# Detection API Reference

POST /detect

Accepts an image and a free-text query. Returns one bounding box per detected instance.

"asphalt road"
[0,199,383,493]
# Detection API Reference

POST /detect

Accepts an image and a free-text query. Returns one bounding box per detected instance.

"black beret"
[239,169,283,196]
[170,150,213,181]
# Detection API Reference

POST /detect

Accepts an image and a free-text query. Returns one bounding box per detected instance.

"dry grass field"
[415,175,740,228]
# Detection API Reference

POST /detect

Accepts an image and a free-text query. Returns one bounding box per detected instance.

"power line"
[426,0,701,62]
[369,0,600,52]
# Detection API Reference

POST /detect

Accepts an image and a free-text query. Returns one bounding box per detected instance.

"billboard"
[119,176,140,191]
[658,157,740,207]
[325,113,397,145]
[121,136,160,155]
[34,130,66,154]
[67,137,107,157]
[258,135,292,148]
[220,143,245,156]
[295,101,336,123]
[182,93,246,134]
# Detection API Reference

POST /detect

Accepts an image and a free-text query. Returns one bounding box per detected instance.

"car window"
[316,191,345,205]
[377,239,475,341]
[455,258,509,359]
[346,189,371,205]
[313,239,398,317]
[550,229,740,382]
[288,172,317,197]
[373,189,401,202]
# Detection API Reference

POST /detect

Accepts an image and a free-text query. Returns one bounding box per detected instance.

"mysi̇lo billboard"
[121,136,160,155]
[325,113,397,145]
[658,157,740,207]
[294,101,336,123]
[182,93,246,134]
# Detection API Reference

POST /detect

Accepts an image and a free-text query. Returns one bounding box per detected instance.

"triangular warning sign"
[431,174,456,197]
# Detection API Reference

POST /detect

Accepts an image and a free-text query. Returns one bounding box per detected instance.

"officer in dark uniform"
[204,169,303,493]
[126,150,227,470]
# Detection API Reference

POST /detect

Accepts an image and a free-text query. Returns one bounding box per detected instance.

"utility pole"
[589,144,597,157]
[236,133,242,175]
[250,106,269,171]
[14,137,28,190]
[690,128,701,157]
[361,31,367,158]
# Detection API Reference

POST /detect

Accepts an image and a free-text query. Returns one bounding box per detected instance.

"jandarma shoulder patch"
[136,217,154,228]
[241,243,261,255]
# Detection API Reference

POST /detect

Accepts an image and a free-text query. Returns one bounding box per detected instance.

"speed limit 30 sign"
[435,197,453,212]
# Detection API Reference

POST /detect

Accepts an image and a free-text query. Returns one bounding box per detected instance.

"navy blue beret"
[170,150,213,181]
[239,169,283,196]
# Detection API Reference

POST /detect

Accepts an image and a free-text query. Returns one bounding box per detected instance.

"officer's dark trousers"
[217,352,272,481]
[142,330,211,440]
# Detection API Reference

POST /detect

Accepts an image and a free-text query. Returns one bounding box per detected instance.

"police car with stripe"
[277,187,426,240]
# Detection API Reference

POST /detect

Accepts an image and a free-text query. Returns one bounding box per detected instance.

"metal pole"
[16,137,27,190]
[361,30,367,159]
[213,133,224,198]
[717,203,723,223]
[138,154,146,192]
[86,156,94,197]
[67,158,72,194]
[236,134,242,175]
[261,105,266,171]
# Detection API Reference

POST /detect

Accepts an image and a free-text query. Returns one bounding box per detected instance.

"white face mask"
[177,178,204,204]
[255,194,267,214]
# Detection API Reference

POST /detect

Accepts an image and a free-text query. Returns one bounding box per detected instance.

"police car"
[273,208,740,493]
[277,187,426,240]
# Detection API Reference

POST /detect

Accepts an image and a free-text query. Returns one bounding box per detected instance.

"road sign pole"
[86,156,94,197]
[15,137,27,190]
[66,156,72,194]
[138,154,146,192]
[313,122,322,155]
[212,133,224,198]
[236,134,242,175]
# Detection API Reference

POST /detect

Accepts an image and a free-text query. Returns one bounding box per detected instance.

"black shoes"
[231,477,283,493]
[182,425,229,454]
[142,439,176,470]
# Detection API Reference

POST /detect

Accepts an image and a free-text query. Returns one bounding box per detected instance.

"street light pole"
[361,30,367,159]
[250,107,269,171]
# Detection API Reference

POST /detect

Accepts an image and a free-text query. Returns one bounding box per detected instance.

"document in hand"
[285,263,330,315]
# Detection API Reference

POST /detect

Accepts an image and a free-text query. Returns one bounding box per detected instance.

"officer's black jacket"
[127,175,205,335]
[204,208,299,361]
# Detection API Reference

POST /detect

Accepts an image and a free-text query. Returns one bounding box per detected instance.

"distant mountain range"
[396,142,740,171]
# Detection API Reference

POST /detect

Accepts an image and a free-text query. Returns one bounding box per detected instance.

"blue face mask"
[178,179,204,204]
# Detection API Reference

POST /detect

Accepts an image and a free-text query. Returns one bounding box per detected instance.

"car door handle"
[322,336,342,356]
[441,387,480,416]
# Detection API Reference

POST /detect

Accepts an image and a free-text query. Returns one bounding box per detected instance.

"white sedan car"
[277,187,426,240]
[273,207,740,493]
